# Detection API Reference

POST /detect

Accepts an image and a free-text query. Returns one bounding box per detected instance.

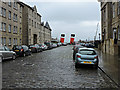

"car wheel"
[75,63,79,68]
[12,55,16,60]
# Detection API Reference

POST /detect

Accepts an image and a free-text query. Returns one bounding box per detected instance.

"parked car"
[75,48,99,68]
[0,45,16,61]
[40,44,48,50]
[52,43,57,48]
[12,45,31,57]
[57,43,62,47]
[44,42,53,49]
[29,44,42,53]
[62,42,67,46]
[73,44,84,60]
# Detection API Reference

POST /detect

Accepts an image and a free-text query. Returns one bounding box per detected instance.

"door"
[33,34,37,44]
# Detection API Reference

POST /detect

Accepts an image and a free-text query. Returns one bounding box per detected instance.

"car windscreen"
[79,49,96,55]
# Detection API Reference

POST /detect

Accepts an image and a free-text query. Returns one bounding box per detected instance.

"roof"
[44,22,52,31]
[79,48,95,51]
[19,1,41,17]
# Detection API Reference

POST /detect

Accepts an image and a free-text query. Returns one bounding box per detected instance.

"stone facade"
[0,0,23,49]
[21,3,41,46]
[21,3,52,45]
[101,2,120,55]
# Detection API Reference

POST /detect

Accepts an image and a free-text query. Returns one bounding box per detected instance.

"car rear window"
[79,49,96,55]
[14,46,22,49]
[29,45,35,47]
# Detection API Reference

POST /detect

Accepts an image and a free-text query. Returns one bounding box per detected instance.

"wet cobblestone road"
[2,45,118,89]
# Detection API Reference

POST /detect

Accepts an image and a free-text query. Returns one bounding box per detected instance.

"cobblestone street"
[2,45,118,88]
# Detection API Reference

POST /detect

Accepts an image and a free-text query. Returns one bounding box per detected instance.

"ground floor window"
[9,38,11,45]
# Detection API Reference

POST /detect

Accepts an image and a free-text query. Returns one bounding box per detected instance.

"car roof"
[79,48,95,51]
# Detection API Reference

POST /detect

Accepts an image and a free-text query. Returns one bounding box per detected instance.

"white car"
[0,45,16,62]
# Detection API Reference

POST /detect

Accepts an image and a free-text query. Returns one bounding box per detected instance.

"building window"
[0,22,2,31]
[118,1,120,15]
[3,37,6,45]
[13,26,16,33]
[20,16,22,23]
[35,22,36,28]
[1,37,2,45]
[113,28,117,39]
[16,26,18,34]
[13,13,15,21]
[8,11,11,19]
[8,24,11,33]
[118,27,120,40]
[9,38,11,45]
[1,22,6,32]
[13,13,17,21]
[32,20,33,27]
[13,38,15,45]
[20,6,22,13]
[112,3,115,18]
[20,28,21,34]
[20,39,21,45]
[16,14,17,21]
[16,38,17,45]
[0,7,6,17]
[0,7,2,16]
[8,0,12,7]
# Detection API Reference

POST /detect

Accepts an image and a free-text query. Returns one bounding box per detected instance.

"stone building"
[41,22,52,44]
[101,2,120,55]
[21,3,42,46]
[21,3,52,45]
[0,0,23,49]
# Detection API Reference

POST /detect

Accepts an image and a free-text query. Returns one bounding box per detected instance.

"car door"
[4,46,12,59]
[0,46,5,59]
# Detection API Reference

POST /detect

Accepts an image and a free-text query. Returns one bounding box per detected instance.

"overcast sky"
[22,0,101,42]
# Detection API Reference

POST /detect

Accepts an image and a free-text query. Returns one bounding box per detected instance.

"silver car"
[0,45,16,62]
[75,48,99,68]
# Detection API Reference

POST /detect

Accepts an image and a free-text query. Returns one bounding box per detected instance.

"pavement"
[96,49,120,87]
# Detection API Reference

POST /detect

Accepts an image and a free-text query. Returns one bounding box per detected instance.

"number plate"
[83,61,92,64]
[15,50,19,52]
